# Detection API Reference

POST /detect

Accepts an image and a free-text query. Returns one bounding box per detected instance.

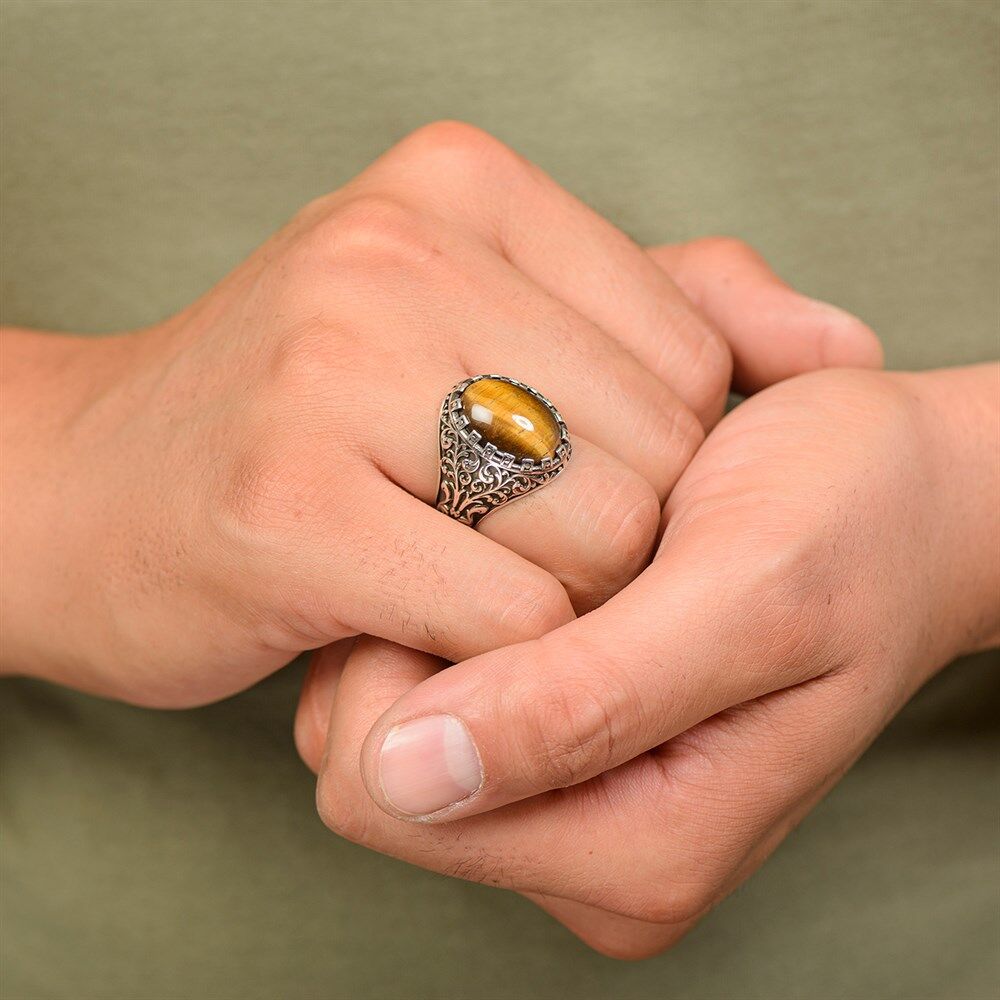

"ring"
[435,374,572,526]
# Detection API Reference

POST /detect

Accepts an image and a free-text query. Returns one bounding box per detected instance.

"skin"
[0,122,879,708]
[297,362,1000,959]
[3,123,925,959]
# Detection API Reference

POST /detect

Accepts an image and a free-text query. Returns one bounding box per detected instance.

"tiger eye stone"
[461,378,560,462]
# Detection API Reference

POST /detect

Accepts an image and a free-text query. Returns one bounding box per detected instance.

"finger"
[355,122,732,426]
[523,753,840,961]
[381,416,663,619]
[269,228,675,631]
[316,638,451,831]
[315,638,887,926]
[328,225,703,503]
[318,638,659,910]
[522,892,696,961]
[294,640,353,773]
[451,239,706,501]
[531,704,873,961]
[365,359,662,612]
[328,250,697,612]
[478,438,660,614]
[521,726,856,959]
[291,470,576,662]
[648,238,883,393]
[355,500,834,820]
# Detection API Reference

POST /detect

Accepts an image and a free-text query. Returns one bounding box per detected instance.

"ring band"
[435,374,572,526]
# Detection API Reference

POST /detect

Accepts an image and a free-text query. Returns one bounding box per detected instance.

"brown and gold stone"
[460,378,560,462]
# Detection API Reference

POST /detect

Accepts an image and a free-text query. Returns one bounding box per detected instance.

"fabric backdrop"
[1,2,998,998]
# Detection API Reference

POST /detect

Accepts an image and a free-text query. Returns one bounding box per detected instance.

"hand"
[298,362,999,957]
[0,122,880,707]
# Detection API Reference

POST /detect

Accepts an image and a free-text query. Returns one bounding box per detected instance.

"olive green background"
[1,1,998,998]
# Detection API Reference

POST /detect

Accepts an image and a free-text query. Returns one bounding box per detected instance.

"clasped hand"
[4,123,996,959]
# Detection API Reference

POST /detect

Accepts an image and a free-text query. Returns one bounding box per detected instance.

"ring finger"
[346,268,699,609]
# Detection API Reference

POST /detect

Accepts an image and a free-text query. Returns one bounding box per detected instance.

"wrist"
[0,327,140,684]
[891,363,1000,662]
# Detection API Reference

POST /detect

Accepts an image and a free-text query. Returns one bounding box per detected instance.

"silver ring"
[435,374,572,526]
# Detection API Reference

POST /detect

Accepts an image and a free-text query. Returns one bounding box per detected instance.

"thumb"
[355,515,820,823]
[648,237,883,393]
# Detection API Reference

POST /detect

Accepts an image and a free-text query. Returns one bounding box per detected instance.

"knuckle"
[211,419,354,556]
[579,822,724,925]
[730,537,833,677]
[207,426,360,649]
[493,572,573,642]
[293,712,325,775]
[584,472,660,580]
[513,665,623,789]
[315,780,373,846]
[286,192,338,235]
[638,397,705,497]
[690,234,761,266]
[659,312,733,426]
[216,435,303,538]
[403,119,492,152]
[272,317,356,389]
[671,401,707,461]
[578,925,687,962]
[620,880,715,927]
[297,194,438,272]
[398,119,519,177]
[689,326,734,418]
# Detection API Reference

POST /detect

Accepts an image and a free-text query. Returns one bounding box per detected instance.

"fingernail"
[378,714,483,817]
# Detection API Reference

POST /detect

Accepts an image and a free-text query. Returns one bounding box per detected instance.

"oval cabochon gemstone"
[460,378,560,462]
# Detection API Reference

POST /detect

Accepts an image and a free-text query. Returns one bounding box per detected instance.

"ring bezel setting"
[435,374,572,526]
